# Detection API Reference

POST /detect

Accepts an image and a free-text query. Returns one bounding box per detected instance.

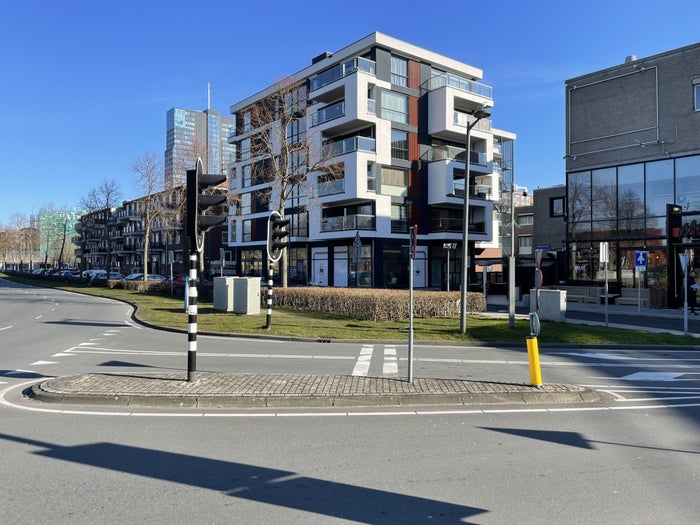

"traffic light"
[186,157,227,253]
[267,211,290,263]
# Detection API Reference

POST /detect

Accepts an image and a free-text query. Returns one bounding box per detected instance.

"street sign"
[634,251,647,270]
[599,241,609,263]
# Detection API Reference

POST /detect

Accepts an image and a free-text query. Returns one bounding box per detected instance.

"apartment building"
[565,42,700,306]
[227,32,515,289]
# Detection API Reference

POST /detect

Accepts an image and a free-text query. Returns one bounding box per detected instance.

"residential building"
[75,186,227,277]
[164,107,236,189]
[565,42,700,307]
[226,32,515,289]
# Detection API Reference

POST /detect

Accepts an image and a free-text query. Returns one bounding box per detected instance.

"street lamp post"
[460,108,491,334]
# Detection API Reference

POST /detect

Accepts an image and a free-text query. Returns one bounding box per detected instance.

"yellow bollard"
[526,336,543,387]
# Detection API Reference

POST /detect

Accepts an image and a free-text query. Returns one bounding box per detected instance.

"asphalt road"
[2,279,700,524]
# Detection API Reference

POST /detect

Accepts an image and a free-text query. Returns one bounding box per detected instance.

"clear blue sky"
[1,0,699,226]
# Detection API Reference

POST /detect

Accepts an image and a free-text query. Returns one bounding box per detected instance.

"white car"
[82,269,104,279]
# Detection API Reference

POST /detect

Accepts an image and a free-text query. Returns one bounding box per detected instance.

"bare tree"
[80,179,122,271]
[132,152,165,281]
[242,77,343,286]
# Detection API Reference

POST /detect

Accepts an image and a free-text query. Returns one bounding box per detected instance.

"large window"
[592,167,617,221]
[390,129,409,160]
[675,156,700,209]
[380,91,408,123]
[391,56,408,86]
[645,159,673,216]
[391,203,408,233]
[695,83,700,111]
[381,167,408,197]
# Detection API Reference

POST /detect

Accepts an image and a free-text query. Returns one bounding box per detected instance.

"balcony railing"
[310,57,376,92]
[431,217,486,234]
[312,101,345,126]
[454,111,492,132]
[452,181,492,199]
[421,145,488,165]
[321,214,375,232]
[323,136,376,158]
[318,178,345,196]
[421,72,493,99]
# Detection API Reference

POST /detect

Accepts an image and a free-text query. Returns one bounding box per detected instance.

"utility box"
[530,288,566,322]
[213,277,236,312]
[234,277,261,315]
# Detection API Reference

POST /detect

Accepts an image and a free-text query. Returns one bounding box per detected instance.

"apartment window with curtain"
[391,203,408,233]
[390,129,409,160]
[380,91,408,123]
[391,56,408,86]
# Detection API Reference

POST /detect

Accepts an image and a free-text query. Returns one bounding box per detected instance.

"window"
[243,111,251,133]
[390,129,409,160]
[518,235,532,255]
[380,167,408,197]
[550,197,565,217]
[695,83,700,111]
[380,91,408,123]
[242,165,252,188]
[367,161,376,191]
[242,220,252,242]
[391,203,408,233]
[518,214,533,226]
[391,56,408,86]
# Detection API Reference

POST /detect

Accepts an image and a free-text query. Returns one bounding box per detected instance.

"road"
[1,279,699,524]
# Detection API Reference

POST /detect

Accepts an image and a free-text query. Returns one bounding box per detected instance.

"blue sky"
[1,0,699,226]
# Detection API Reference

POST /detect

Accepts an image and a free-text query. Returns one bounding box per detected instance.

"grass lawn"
[3,273,699,346]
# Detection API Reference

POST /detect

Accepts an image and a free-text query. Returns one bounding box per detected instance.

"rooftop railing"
[310,57,376,92]
[421,72,493,99]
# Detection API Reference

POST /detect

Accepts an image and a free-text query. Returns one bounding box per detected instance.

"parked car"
[122,273,167,282]
[123,273,144,281]
[93,271,124,280]
[82,269,104,279]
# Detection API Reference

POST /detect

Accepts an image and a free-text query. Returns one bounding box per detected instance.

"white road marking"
[51,353,75,357]
[352,345,373,376]
[383,346,398,375]
[620,372,692,381]
[0,326,12,331]
[30,361,58,366]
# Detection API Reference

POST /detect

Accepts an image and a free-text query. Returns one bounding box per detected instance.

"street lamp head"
[472,108,491,120]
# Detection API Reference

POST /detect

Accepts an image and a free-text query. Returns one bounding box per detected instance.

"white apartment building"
[227,32,515,289]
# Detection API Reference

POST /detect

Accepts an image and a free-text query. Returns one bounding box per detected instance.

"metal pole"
[508,182,516,328]
[186,253,198,382]
[266,261,274,329]
[684,252,688,335]
[408,226,415,383]
[446,248,450,293]
[604,260,609,327]
[460,124,475,334]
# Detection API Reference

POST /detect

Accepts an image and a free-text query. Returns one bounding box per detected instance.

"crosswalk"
[352,345,400,377]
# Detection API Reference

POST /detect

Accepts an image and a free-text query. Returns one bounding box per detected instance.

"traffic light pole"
[265,261,274,329]
[186,253,198,382]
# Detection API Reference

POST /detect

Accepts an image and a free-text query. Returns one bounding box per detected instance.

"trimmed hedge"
[269,287,485,322]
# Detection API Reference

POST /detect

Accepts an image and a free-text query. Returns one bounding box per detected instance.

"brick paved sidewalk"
[27,372,598,409]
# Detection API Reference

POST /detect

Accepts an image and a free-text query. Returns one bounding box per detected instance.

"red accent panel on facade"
[409,60,421,91]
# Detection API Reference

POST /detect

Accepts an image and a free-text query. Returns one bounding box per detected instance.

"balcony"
[312,101,345,126]
[421,145,492,173]
[309,57,376,92]
[430,217,487,234]
[323,136,376,158]
[421,72,492,98]
[318,177,345,197]
[321,214,375,232]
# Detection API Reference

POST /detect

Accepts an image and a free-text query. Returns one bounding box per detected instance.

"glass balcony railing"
[324,136,376,158]
[421,145,488,165]
[310,57,376,92]
[430,217,486,234]
[453,111,492,132]
[312,101,345,126]
[318,178,345,196]
[452,181,491,199]
[321,214,375,232]
[421,72,493,99]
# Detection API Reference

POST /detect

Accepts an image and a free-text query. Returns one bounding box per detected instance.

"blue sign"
[634,251,648,268]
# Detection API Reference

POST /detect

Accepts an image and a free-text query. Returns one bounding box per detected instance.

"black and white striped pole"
[185,158,227,382]
[187,254,198,382]
[265,261,274,329]
[265,211,289,329]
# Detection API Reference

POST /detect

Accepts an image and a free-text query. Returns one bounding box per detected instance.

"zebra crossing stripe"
[383,346,398,375]
[352,345,373,376]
